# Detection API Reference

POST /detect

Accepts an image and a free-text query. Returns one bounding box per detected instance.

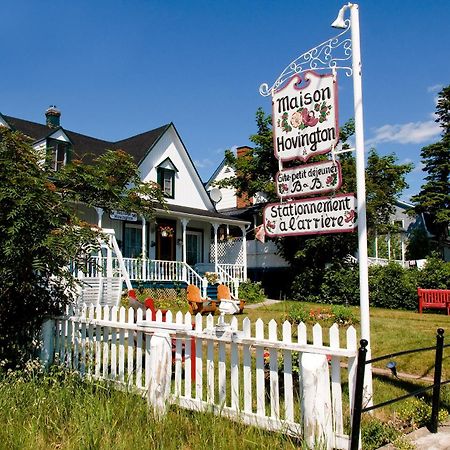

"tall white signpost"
[260,2,373,404]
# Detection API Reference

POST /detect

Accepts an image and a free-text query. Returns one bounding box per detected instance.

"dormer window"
[47,138,71,171]
[156,157,178,199]
[158,168,175,197]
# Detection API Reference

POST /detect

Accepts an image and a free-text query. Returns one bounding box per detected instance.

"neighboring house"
[369,199,433,267]
[206,147,291,298]
[0,107,249,296]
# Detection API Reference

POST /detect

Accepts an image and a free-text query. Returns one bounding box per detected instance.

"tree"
[218,109,412,297]
[0,128,165,366]
[411,86,450,254]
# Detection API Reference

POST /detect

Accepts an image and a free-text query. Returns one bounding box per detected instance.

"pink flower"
[302,108,319,127]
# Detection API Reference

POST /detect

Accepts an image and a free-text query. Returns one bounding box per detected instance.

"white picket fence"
[40,306,358,449]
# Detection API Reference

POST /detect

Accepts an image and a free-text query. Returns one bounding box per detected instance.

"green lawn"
[2,300,448,449]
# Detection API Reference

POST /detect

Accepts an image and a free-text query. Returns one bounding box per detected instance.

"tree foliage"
[411,85,450,252]
[218,109,412,295]
[0,128,164,366]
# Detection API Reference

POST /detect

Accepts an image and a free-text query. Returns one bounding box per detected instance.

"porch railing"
[76,257,206,294]
[217,263,245,282]
[216,265,239,298]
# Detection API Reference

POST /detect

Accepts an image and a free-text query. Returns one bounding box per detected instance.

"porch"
[75,204,250,298]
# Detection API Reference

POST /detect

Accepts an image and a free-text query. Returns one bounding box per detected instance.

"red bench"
[418,288,450,315]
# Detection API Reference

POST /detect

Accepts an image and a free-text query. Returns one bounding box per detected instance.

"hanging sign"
[263,193,357,237]
[276,160,342,199]
[110,210,138,222]
[272,71,339,162]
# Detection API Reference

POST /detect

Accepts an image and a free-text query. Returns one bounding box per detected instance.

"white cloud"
[412,161,425,174]
[427,84,443,93]
[367,120,441,146]
[194,158,213,169]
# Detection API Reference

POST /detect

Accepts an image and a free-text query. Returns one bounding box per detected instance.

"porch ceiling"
[153,203,250,226]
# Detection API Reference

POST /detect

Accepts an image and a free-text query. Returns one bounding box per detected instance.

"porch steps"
[206,284,218,300]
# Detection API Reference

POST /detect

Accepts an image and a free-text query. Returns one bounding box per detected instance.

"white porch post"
[401,232,406,267]
[95,207,104,228]
[240,225,248,281]
[106,233,113,277]
[95,207,104,275]
[374,229,378,262]
[142,216,147,280]
[181,219,189,282]
[213,223,219,273]
[387,232,391,260]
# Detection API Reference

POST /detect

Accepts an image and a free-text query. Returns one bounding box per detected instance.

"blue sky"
[1,0,449,200]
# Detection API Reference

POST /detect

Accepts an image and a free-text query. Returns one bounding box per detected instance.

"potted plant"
[205,272,219,284]
[159,225,174,238]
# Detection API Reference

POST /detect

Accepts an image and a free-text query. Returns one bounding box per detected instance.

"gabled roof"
[205,157,227,189]
[0,113,169,163]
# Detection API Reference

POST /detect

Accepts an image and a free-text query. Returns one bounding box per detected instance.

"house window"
[47,138,71,171]
[157,168,175,198]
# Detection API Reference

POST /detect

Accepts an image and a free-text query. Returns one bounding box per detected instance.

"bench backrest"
[78,277,123,307]
[418,288,450,306]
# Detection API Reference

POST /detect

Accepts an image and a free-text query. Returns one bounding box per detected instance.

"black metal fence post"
[350,339,368,450]
[430,328,444,433]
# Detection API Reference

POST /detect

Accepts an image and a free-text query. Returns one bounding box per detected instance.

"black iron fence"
[350,328,450,450]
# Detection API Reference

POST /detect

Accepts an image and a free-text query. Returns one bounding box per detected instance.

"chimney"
[45,105,61,128]
[236,146,253,209]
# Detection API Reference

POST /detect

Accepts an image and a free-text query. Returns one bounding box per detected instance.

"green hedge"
[291,257,450,310]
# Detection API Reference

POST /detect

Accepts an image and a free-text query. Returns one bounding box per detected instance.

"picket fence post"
[147,330,172,418]
[39,318,55,368]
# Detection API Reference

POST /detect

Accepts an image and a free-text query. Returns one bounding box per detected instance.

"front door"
[156,220,176,261]
[186,230,203,265]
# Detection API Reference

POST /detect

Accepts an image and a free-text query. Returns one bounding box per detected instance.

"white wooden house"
[206,147,290,298]
[0,107,249,296]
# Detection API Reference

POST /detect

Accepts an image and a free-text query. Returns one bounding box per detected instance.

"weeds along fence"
[40,306,358,449]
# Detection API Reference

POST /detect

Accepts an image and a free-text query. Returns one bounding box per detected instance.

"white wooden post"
[147,331,172,418]
[240,225,248,281]
[142,216,147,280]
[181,218,189,282]
[212,223,219,273]
[39,318,55,368]
[401,231,406,267]
[301,353,333,449]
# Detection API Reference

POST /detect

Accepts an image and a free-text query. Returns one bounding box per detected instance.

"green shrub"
[286,304,310,325]
[331,305,358,325]
[397,397,448,429]
[361,416,399,450]
[319,263,360,306]
[417,256,450,289]
[369,262,417,310]
[238,280,265,304]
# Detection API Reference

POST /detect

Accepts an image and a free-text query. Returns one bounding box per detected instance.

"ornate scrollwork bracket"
[259,20,352,97]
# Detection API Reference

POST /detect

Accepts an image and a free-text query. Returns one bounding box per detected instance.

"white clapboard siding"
[47,305,359,448]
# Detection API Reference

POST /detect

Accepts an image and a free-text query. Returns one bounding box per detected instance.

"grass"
[3,300,450,449]
[0,366,303,450]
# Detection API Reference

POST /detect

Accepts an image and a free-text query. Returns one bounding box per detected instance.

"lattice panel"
[210,237,244,265]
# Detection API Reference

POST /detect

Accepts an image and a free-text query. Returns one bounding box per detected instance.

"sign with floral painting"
[276,160,342,199]
[272,71,338,162]
[263,193,357,237]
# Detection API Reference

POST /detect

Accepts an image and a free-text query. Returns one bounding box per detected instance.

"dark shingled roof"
[1,114,169,163]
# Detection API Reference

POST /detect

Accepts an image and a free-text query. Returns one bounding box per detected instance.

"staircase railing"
[216,265,239,298]
[74,257,207,296]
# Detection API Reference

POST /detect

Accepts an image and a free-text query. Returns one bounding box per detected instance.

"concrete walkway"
[379,419,450,449]
[245,299,282,309]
